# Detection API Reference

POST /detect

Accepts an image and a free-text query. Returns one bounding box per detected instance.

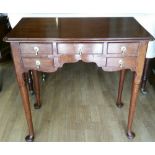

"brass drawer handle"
[79,48,82,55]
[78,44,83,55]
[121,46,127,55]
[35,60,41,69]
[34,46,39,55]
[119,59,124,68]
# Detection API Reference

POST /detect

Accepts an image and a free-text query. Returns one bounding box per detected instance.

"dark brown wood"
[107,42,139,56]
[32,70,41,109]
[107,57,136,69]
[127,41,148,139]
[22,58,55,72]
[5,17,153,41]
[10,42,34,141]
[141,58,151,94]
[20,73,34,142]
[57,43,103,54]
[116,70,126,108]
[127,72,139,139]
[20,43,53,57]
[5,18,153,141]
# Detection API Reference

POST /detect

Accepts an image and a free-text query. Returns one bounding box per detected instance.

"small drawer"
[22,58,54,70]
[106,57,137,69]
[57,43,103,54]
[107,43,139,56]
[20,43,53,57]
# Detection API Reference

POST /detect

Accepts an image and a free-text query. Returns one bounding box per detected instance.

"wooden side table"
[5,17,154,141]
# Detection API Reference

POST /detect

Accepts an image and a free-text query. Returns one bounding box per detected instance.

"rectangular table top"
[5,17,154,42]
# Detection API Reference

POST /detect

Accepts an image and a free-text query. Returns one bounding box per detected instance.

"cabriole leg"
[17,72,35,142]
[127,72,140,139]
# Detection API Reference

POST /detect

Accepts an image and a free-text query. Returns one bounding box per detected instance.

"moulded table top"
[5,17,154,42]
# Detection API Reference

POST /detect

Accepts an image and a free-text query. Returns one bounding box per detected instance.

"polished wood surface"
[10,42,34,141]
[116,70,126,108]
[5,17,153,141]
[5,17,153,41]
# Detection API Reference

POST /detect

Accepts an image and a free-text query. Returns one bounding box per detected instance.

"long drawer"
[57,43,103,54]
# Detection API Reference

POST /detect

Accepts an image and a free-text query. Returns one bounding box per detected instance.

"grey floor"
[0,61,155,141]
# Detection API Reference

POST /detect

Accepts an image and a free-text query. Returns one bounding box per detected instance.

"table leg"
[127,72,140,139]
[16,72,34,142]
[116,69,126,108]
[10,42,35,141]
[32,70,41,109]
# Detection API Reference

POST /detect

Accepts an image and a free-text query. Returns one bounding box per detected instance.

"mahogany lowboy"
[4,17,154,141]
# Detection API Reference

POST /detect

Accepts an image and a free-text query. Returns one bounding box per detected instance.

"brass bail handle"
[34,46,39,55]
[78,44,83,55]
[79,48,82,55]
[121,46,127,55]
[35,60,41,69]
[119,59,124,68]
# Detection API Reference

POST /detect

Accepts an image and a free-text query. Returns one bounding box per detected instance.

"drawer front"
[22,58,54,70]
[57,43,103,54]
[107,43,139,56]
[20,43,53,57]
[107,57,137,69]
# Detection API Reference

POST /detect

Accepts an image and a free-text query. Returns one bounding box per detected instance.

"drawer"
[20,43,53,57]
[57,43,103,54]
[107,57,137,69]
[22,58,54,70]
[107,43,139,56]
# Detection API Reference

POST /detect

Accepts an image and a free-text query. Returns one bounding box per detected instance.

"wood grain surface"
[0,61,155,141]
